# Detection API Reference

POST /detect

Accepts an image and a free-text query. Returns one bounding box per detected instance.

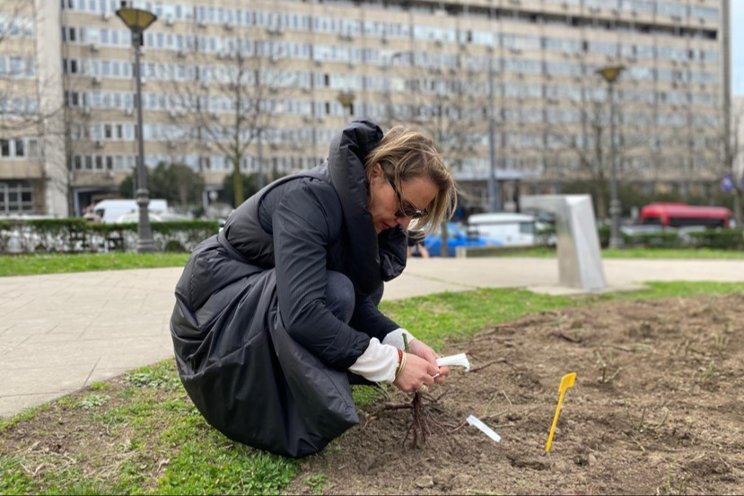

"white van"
[93,199,168,224]
[467,212,537,247]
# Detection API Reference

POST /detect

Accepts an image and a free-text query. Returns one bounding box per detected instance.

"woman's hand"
[408,339,450,385]
[392,353,439,393]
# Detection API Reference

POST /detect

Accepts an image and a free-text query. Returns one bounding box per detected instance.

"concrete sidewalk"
[2,257,744,417]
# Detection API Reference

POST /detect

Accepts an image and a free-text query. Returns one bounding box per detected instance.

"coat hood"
[326,120,406,296]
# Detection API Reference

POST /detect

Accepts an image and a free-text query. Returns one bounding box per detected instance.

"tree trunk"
[593,178,608,220]
[232,158,244,207]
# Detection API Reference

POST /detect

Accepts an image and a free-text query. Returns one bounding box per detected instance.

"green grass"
[0,402,54,432]
[602,248,744,260]
[0,361,296,495]
[603,247,744,259]
[380,287,575,348]
[0,253,190,277]
[497,246,744,259]
[2,281,744,494]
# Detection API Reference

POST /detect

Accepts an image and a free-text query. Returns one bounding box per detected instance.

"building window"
[27,139,38,158]
[0,182,34,213]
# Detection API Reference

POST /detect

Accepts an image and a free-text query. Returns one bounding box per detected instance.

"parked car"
[619,224,666,236]
[467,212,538,247]
[424,222,502,257]
[93,199,169,224]
[115,211,190,223]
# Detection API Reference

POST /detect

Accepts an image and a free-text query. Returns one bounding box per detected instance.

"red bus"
[639,203,731,228]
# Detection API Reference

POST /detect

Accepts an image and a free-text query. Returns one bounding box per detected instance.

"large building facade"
[0,1,66,216]
[0,0,729,216]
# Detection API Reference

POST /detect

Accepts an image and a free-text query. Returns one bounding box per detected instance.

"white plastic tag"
[467,415,502,443]
[436,353,470,371]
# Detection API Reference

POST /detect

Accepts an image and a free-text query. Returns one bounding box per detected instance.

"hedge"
[622,231,681,248]
[541,224,742,250]
[686,229,744,250]
[0,218,219,254]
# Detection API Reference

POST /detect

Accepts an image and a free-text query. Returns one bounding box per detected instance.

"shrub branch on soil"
[374,335,460,448]
[374,392,458,448]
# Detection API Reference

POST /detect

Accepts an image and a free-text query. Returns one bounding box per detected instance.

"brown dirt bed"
[289,294,744,495]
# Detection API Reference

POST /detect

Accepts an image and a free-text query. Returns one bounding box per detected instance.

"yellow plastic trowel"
[544,372,577,453]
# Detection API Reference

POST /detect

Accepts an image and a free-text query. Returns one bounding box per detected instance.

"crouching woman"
[170,120,457,457]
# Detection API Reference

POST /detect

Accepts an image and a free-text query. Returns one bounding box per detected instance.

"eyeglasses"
[386,176,427,219]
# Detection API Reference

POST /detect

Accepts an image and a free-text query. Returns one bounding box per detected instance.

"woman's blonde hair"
[365,126,457,233]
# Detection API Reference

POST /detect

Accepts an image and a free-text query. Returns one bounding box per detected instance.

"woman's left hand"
[408,339,449,385]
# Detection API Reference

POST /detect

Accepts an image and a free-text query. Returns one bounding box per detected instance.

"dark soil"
[289,295,744,495]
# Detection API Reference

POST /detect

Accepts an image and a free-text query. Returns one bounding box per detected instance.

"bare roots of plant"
[372,391,462,448]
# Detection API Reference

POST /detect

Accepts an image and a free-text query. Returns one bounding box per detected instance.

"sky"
[733,1,743,95]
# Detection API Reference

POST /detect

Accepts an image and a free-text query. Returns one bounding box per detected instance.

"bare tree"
[0,1,44,135]
[0,1,69,215]
[172,30,290,206]
[546,94,610,219]
[58,92,94,215]
[384,50,482,178]
[716,100,744,225]
[545,85,650,219]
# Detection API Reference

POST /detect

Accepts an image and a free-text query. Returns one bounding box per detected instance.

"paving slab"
[2,257,744,418]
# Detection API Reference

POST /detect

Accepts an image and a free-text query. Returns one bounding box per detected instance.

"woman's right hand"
[392,353,440,393]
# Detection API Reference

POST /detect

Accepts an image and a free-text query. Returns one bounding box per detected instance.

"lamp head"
[596,65,625,83]
[337,91,355,108]
[115,7,157,32]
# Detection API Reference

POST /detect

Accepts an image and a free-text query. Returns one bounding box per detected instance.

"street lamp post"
[596,65,625,250]
[487,53,499,212]
[116,7,157,252]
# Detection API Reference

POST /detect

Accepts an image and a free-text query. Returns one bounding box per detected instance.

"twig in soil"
[480,413,509,423]
[432,390,449,403]
[484,393,500,414]
[470,360,498,373]
[650,407,669,429]
[635,407,648,432]
[20,462,51,478]
[551,330,582,343]
[476,323,518,337]
[380,402,415,411]
[602,367,623,384]
[629,436,647,452]
[449,419,470,433]
[501,391,513,407]
[482,391,514,420]
[595,350,622,384]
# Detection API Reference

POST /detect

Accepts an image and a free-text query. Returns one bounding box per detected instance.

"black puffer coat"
[170,121,407,457]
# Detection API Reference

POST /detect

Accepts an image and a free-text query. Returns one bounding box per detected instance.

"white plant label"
[467,415,502,443]
[436,353,470,371]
